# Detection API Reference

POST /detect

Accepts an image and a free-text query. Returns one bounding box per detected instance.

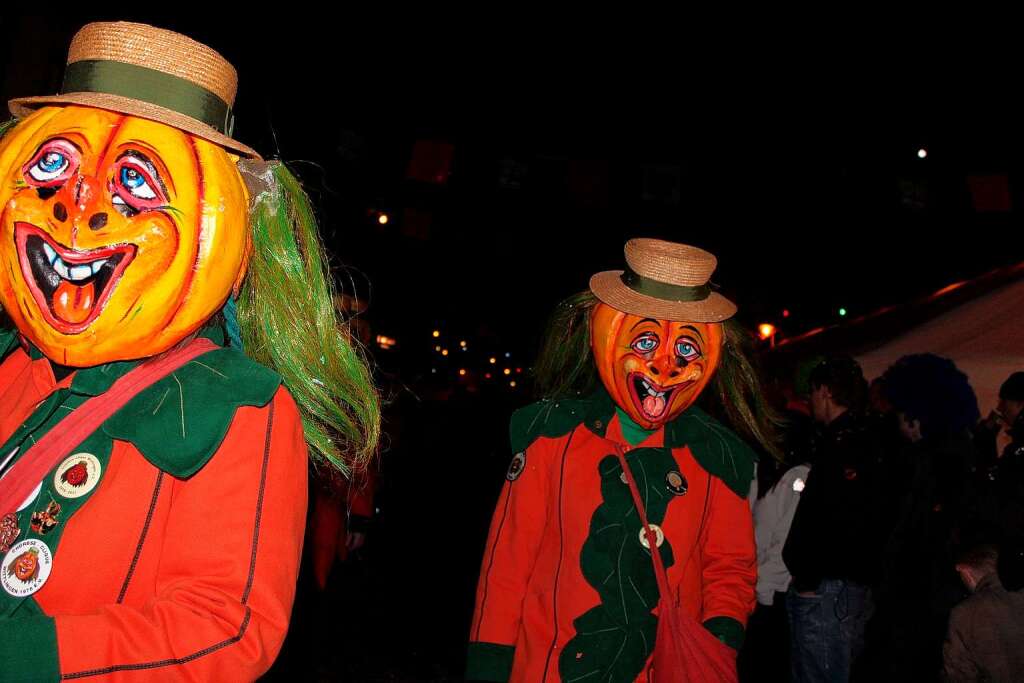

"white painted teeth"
[640,379,666,398]
[69,265,92,280]
[53,259,69,279]
[42,244,109,282]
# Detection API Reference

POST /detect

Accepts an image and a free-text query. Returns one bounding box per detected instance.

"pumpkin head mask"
[588,238,736,430]
[591,304,723,429]
[0,105,249,366]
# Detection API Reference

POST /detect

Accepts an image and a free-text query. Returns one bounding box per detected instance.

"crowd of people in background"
[741,355,1024,682]
[271,349,1023,682]
[266,340,1024,682]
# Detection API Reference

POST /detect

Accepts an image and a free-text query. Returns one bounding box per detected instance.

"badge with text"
[54,453,102,498]
[1,539,52,597]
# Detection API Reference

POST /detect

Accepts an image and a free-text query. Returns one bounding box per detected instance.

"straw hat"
[9,21,259,159]
[589,238,737,322]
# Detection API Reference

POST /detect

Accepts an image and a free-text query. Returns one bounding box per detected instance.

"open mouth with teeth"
[628,372,694,423]
[15,222,136,334]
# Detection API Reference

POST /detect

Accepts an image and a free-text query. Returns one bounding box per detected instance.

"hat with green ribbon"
[589,238,737,322]
[9,21,259,159]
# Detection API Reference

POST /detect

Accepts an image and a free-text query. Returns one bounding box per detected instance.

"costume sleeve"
[767,467,807,571]
[466,438,553,682]
[699,473,757,651]
[0,388,309,682]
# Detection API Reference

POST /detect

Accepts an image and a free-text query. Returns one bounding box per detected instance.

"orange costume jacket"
[468,391,757,682]
[0,328,307,681]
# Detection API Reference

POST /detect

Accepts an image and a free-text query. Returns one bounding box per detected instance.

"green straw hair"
[0,119,19,139]
[533,290,783,460]
[712,319,785,461]
[239,162,380,475]
[533,291,601,399]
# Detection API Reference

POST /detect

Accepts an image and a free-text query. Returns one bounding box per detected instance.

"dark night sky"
[2,13,1021,376]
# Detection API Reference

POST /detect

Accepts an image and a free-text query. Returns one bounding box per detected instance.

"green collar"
[2,326,231,398]
[0,325,280,478]
[0,328,132,395]
[615,408,656,446]
[511,387,758,497]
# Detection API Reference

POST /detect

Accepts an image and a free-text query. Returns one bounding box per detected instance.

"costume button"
[638,524,665,549]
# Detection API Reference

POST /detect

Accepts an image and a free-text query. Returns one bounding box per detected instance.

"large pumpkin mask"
[0,105,249,366]
[591,302,723,429]
[588,238,736,430]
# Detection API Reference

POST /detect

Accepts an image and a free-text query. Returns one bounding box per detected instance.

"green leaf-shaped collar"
[101,347,281,478]
[510,388,757,497]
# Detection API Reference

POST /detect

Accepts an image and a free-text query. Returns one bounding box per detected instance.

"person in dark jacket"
[783,356,889,683]
[984,373,1024,553]
[942,543,1024,682]
[874,354,982,680]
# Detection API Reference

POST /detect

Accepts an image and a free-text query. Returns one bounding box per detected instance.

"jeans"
[786,579,872,683]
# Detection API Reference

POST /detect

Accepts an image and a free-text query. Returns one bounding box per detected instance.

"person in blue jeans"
[783,357,892,682]
[786,579,873,682]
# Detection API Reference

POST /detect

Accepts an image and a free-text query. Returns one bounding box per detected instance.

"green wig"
[237,161,380,475]
[0,119,18,139]
[534,291,784,460]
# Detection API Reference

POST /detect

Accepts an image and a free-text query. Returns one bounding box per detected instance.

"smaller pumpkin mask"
[591,302,723,430]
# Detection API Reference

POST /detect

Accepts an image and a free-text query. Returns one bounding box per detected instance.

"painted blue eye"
[28,151,69,182]
[40,153,65,173]
[676,338,701,361]
[121,167,143,189]
[632,334,659,354]
[118,164,156,200]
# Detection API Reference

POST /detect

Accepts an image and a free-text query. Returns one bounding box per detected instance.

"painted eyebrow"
[31,136,84,156]
[630,318,660,331]
[53,130,90,152]
[678,325,705,343]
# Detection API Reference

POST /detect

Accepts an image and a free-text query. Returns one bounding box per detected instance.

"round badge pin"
[638,523,665,549]
[507,452,527,482]
[0,514,20,554]
[17,481,42,512]
[1,538,52,597]
[665,471,688,496]
[54,453,101,499]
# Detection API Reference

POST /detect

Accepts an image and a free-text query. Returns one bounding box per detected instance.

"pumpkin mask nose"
[55,175,103,216]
